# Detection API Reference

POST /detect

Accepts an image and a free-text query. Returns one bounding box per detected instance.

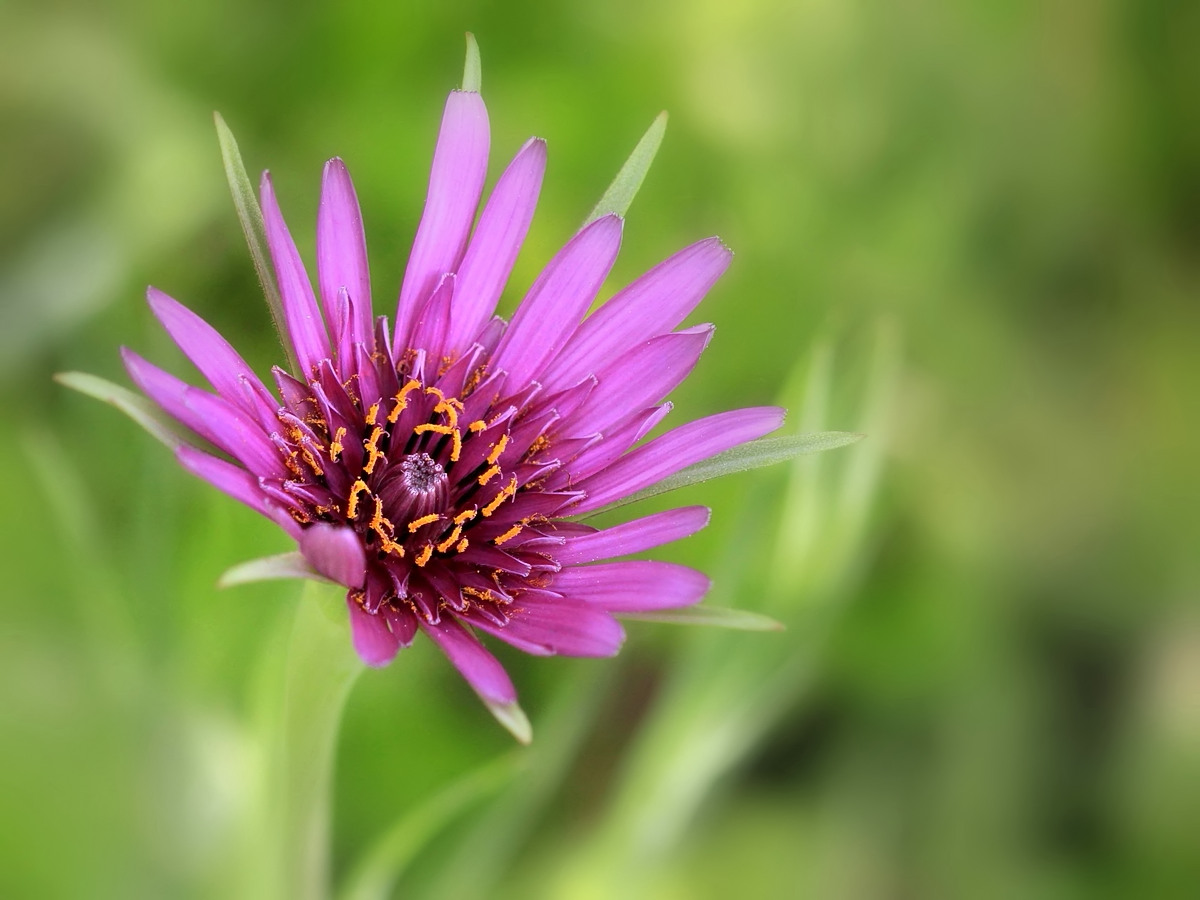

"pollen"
[494,523,523,546]
[407,513,441,532]
[414,423,453,437]
[454,508,477,526]
[482,476,518,517]
[414,544,433,567]
[486,434,509,465]
[436,525,464,553]
[329,426,346,462]
[477,465,501,486]
[365,402,380,425]
[346,479,370,519]
[362,426,385,474]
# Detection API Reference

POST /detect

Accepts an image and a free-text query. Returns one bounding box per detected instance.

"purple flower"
[122,72,783,726]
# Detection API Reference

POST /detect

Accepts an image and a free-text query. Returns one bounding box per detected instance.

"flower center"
[400,452,446,494]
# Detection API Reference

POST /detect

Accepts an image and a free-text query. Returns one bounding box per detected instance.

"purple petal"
[553,561,711,611]
[556,506,710,565]
[146,288,278,427]
[407,273,455,362]
[174,445,301,539]
[180,385,286,479]
[420,616,516,705]
[569,325,713,437]
[317,158,373,354]
[299,522,366,588]
[542,237,732,390]
[489,214,623,389]
[469,593,625,657]
[122,348,236,453]
[447,137,547,356]
[395,91,490,350]
[347,598,401,667]
[261,172,330,377]
[571,406,786,514]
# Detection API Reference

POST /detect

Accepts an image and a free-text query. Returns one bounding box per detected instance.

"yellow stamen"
[454,508,477,526]
[369,496,394,534]
[433,399,459,429]
[494,524,523,546]
[449,428,463,462]
[415,544,433,567]
[362,426,385,474]
[486,434,509,465]
[365,402,380,425]
[467,419,487,433]
[299,443,324,476]
[413,423,453,437]
[346,479,369,519]
[388,380,423,423]
[436,525,463,554]
[407,513,441,533]
[477,465,501,486]
[455,538,469,553]
[329,426,346,462]
[482,476,518,517]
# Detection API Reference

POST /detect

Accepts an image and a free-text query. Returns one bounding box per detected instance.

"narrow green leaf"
[462,32,482,92]
[486,699,533,745]
[584,111,668,225]
[218,551,328,588]
[619,605,784,631]
[55,371,187,450]
[213,111,298,374]
[584,432,864,517]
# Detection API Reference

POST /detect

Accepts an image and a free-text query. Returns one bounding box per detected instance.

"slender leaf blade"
[462,32,482,92]
[619,605,784,631]
[55,371,188,450]
[486,699,532,745]
[585,111,668,224]
[585,432,864,517]
[219,551,328,588]
[214,111,298,373]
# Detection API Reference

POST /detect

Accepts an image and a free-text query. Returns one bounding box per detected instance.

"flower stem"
[250,580,363,900]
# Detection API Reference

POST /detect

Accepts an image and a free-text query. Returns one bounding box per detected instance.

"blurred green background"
[2,0,1198,898]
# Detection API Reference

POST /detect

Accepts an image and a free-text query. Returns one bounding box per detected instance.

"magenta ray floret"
[123,63,784,721]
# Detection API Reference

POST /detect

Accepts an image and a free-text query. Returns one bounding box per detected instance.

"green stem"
[248,581,363,900]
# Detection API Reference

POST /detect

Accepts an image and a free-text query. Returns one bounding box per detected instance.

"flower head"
[121,48,783,733]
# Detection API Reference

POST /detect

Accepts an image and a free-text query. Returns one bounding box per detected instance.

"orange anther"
[329,426,346,462]
[486,434,509,465]
[346,479,369,519]
[407,513,441,533]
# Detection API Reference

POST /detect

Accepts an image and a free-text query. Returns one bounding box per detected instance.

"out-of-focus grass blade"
[214,112,298,374]
[218,552,327,588]
[585,111,668,224]
[337,754,519,900]
[587,432,863,516]
[619,605,784,631]
[461,32,481,92]
[55,371,188,450]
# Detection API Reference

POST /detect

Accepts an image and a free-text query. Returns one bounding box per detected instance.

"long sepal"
[486,698,533,745]
[584,111,668,225]
[56,371,193,451]
[214,111,299,374]
[619,605,784,631]
[218,551,332,588]
[585,431,863,516]
[462,32,482,92]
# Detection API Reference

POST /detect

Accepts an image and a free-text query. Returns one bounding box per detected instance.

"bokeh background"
[3,1,1198,897]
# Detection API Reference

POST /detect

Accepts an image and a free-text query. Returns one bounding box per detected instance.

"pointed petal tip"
[486,699,532,745]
